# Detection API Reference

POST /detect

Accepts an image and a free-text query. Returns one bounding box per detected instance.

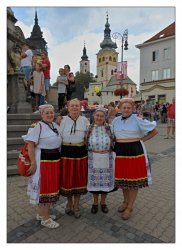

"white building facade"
[136,22,175,104]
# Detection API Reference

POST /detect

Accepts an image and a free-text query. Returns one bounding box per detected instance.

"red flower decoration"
[114,88,129,96]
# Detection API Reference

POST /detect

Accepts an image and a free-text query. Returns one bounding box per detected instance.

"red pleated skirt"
[114,141,149,189]
[60,144,88,196]
[39,148,61,204]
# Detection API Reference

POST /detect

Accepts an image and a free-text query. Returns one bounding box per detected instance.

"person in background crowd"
[107,102,116,124]
[56,68,68,111]
[59,99,89,218]
[164,97,175,139]
[86,108,115,214]
[160,103,167,123]
[20,43,33,98]
[64,65,75,101]
[59,107,69,117]
[33,62,45,113]
[153,102,160,122]
[41,51,51,103]
[141,99,153,121]
[112,98,158,220]
[22,104,62,229]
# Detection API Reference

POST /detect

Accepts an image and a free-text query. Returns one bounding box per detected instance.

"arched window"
[99,58,101,63]
[102,57,105,62]
[113,57,116,62]
[109,56,112,61]
[111,69,114,75]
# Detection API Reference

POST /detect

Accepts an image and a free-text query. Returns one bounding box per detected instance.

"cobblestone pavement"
[7,123,175,243]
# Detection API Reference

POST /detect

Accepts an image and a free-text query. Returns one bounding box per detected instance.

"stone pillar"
[7,72,32,113]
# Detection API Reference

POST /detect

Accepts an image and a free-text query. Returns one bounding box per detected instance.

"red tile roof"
[144,22,175,43]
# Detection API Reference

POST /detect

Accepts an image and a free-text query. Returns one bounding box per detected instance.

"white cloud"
[47,32,103,84]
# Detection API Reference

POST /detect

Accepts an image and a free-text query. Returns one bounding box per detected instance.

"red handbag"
[17,143,31,177]
[17,123,42,177]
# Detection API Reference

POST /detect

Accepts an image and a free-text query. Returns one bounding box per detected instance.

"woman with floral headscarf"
[86,108,115,214]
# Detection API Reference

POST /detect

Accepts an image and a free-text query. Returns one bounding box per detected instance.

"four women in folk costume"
[23,97,158,229]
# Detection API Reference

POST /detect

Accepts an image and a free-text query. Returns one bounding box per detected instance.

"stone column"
[7,72,32,113]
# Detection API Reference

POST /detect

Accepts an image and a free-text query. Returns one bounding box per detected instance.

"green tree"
[72,71,96,100]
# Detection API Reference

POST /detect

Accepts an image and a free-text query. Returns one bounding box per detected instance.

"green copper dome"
[100,13,117,50]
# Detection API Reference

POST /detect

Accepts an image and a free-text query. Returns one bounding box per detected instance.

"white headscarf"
[39,104,54,114]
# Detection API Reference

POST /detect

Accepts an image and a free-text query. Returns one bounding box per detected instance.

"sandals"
[118,201,128,213]
[121,208,133,220]
[65,203,73,215]
[73,206,81,218]
[41,218,59,229]
[36,214,56,221]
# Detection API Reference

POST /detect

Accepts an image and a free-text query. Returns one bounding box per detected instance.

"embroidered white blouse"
[59,115,90,143]
[112,114,156,139]
[88,125,111,151]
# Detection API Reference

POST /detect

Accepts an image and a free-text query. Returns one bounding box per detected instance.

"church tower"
[80,42,90,74]
[26,10,47,53]
[96,13,118,86]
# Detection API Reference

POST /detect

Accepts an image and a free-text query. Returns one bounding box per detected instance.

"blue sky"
[11,7,175,87]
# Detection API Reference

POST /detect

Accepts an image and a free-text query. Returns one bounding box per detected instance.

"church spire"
[26,9,47,52]
[81,41,88,60]
[35,9,38,25]
[100,12,117,49]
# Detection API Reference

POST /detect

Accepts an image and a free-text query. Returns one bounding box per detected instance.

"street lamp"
[112,29,129,98]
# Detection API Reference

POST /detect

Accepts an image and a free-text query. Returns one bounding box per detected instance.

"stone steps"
[7,113,40,125]
[7,165,19,176]
[7,137,24,151]
[7,114,40,175]
[7,125,30,137]
[7,150,19,166]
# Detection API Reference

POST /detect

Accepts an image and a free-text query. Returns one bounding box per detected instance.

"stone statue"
[9,44,21,72]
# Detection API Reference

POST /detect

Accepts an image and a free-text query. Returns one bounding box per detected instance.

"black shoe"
[91,204,98,214]
[100,204,109,213]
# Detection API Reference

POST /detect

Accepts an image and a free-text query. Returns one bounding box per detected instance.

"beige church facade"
[84,14,137,105]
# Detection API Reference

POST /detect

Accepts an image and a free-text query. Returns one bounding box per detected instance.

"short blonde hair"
[68,98,81,107]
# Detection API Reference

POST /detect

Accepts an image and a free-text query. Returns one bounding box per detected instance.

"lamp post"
[112,29,129,98]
